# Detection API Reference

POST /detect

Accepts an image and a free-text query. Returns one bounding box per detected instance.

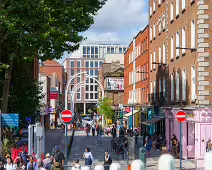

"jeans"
[98,134,102,142]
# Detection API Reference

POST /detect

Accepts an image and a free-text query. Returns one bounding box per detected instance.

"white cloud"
[83,0,148,44]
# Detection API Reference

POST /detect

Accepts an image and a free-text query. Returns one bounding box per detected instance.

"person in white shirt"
[71,159,81,170]
[4,156,17,170]
[83,147,94,167]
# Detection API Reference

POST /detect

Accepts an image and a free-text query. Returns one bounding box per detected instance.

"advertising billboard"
[107,77,124,90]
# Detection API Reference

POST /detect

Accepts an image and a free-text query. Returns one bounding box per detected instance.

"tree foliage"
[8,60,43,118]
[0,0,106,112]
[98,98,114,119]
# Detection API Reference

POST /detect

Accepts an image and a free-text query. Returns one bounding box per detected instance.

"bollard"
[94,165,104,170]
[139,147,146,164]
[110,163,121,170]
[81,166,90,170]
[205,150,212,170]
[158,154,175,170]
[131,160,145,170]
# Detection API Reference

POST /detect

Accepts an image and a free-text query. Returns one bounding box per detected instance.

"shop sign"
[50,91,58,99]
[107,77,124,90]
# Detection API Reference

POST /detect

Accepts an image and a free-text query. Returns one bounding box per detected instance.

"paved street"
[45,129,66,155]
[68,131,197,170]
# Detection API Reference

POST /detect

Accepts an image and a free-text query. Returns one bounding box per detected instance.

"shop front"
[164,107,212,168]
[141,106,165,137]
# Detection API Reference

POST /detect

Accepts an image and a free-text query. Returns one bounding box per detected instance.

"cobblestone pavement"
[68,131,197,170]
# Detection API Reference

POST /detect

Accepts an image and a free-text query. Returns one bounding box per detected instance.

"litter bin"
[139,147,146,164]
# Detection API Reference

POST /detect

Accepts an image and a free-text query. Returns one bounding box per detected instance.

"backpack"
[55,152,63,163]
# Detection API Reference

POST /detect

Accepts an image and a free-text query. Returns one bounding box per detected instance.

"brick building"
[124,26,149,129]
[149,0,212,163]
[39,60,67,109]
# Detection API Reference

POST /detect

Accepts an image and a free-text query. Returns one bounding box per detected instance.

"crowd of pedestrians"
[0,146,65,170]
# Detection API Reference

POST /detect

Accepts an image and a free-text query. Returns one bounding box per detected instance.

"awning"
[141,117,161,126]
[124,110,139,118]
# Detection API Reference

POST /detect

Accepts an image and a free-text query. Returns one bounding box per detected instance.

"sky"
[60,0,148,62]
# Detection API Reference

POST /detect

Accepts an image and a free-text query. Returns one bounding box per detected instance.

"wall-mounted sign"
[50,87,58,100]
[107,77,124,90]
[1,113,19,127]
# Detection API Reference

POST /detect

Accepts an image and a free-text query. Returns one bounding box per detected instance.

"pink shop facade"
[164,107,212,167]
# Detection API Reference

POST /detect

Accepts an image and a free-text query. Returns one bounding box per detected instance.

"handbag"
[86,155,92,165]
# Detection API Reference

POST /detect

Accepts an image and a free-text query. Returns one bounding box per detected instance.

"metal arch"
[85,76,104,99]
[65,71,88,91]
[71,81,87,94]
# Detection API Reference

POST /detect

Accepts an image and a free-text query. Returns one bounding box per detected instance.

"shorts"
[162,147,167,151]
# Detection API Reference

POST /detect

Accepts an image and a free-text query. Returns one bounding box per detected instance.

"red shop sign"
[50,91,58,100]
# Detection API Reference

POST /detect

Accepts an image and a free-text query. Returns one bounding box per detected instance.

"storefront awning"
[124,110,139,118]
[141,117,161,126]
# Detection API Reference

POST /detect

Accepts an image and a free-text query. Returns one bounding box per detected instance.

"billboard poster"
[107,77,124,90]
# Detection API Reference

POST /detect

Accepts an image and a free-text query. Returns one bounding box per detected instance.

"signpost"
[176,111,186,170]
[1,113,19,127]
[60,110,73,169]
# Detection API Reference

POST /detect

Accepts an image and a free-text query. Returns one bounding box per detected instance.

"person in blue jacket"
[146,136,153,156]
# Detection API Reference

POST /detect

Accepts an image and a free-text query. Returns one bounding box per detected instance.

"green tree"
[8,59,43,118]
[0,0,106,112]
[98,98,114,119]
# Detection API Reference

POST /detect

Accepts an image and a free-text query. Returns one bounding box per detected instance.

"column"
[84,103,86,114]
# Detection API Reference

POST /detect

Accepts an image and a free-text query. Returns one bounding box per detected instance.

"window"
[95,61,98,67]
[129,72,131,85]
[150,6,152,16]
[83,46,86,55]
[182,27,186,54]
[159,46,162,63]
[70,61,74,68]
[171,73,174,101]
[138,44,141,56]
[90,70,94,76]
[153,0,156,12]
[150,53,152,70]
[182,69,186,100]
[85,93,89,99]
[77,77,80,83]
[77,93,81,100]
[162,16,165,29]
[191,19,196,48]
[159,78,162,92]
[153,50,156,69]
[176,0,179,16]
[90,85,93,91]
[77,69,80,73]
[150,27,153,41]
[107,47,111,53]
[170,3,174,21]
[95,93,98,99]
[163,78,167,97]
[150,81,153,93]
[176,72,180,101]
[77,61,81,68]
[182,0,186,10]
[171,36,174,59]
[159,21,162,33]
[158,0,161,5]
[123,48,127,52]
[153,23,156,38]
[95,85,98,91]
[90,61,94,68]
[90,93,93,99]
[87,46,90,55]
[162,43,166,63]
[95,47,98,55]
[176,31,180,57]
[90,78,94,83]
[99,61,103,67]
[91,46,95,54]
[85,61,89,68]
[95,69,98,76]
[111,47,114,53]
[86,85,89,91]
[71,69,74,76]
[153,80,156,100]
[191,66,196,101]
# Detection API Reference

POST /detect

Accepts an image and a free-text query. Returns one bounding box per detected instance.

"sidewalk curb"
[67,129,75,159]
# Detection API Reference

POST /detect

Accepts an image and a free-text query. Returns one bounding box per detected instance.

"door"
[199,124,212,157]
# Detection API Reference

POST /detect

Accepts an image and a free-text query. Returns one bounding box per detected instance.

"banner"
[50,91,58,99]
[107,77,124,90]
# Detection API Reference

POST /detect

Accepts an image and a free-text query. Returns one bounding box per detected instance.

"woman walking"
[146,137,153,156]
[83,147,94,169]
[103,150,112,170]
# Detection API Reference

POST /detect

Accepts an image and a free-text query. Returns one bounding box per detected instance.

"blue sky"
[60,0,148,62]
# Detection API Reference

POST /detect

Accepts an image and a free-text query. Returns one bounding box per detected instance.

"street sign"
[1,113,19,127]
[61,110,73,123]
[176,111,186,122]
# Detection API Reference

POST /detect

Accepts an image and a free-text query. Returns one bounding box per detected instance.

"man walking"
[111,125,116,139]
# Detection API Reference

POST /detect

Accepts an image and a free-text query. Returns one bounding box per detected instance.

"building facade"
[149,0,212,165]
[124,26,149,130]
[63,43,127,114]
